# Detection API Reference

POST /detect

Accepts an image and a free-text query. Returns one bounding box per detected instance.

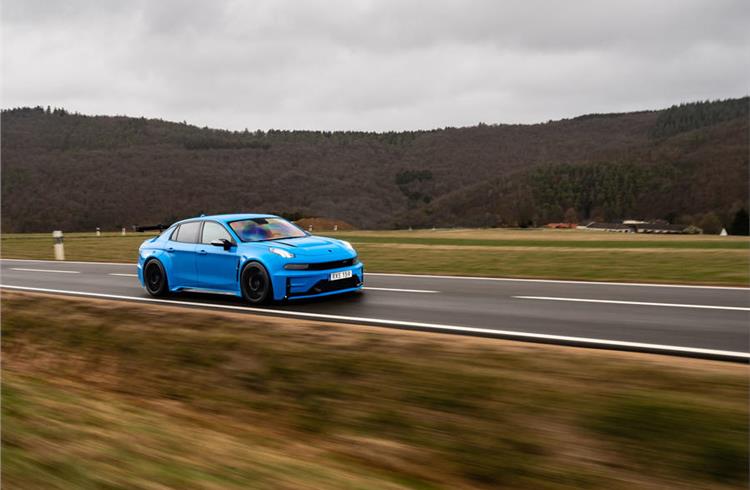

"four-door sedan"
[137,214,363,304]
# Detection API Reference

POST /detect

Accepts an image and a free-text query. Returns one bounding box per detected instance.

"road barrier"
[52,230,65,260]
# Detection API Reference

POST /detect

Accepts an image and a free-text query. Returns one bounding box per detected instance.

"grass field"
[3,228,748,286]
[2,291,748,489]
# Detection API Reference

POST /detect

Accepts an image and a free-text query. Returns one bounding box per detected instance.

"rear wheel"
[144,259,169,297]
[241,262,272,305]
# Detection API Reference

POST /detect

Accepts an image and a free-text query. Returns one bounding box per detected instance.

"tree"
[564,207,578,224]
[590,207,606,223]
[729,208,749,236]
[1,99,747,232]
[698,212,723,234]
[675,214,694,225]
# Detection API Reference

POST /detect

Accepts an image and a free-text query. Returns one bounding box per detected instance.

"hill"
[1,98,747,232]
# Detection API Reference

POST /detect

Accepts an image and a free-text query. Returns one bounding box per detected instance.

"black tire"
[241,261,272,305]
[144,259,169,297]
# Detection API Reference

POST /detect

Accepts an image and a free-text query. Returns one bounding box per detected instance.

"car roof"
[174,213,278,226]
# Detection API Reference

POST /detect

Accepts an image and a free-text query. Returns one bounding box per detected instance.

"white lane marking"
[109,273,138,277]
[2,258,748,291]
[363,287,439,294]
[1,284,748,360]
[10,268,80,274]
[515,296,750,312]
[2,258,133,266]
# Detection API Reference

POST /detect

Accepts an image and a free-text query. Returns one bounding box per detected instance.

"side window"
[173,221,201,243]
[169,225,181,241]
[162,226,176,239]
[201,221,232,244]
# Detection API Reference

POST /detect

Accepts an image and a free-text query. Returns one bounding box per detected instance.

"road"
[2,258,748,361]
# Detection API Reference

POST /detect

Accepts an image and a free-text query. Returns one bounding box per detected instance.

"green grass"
[352,244,749,285]
[2,229,748,286]
[2,292,748,489]
[1,233,149,263]
[328,234,750,249]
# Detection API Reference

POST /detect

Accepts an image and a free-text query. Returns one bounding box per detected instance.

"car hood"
[259,236,350,257]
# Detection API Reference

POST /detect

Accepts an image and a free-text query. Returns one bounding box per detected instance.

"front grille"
[285,257,357,271]
[288,275,362,297]
[311,275,362,293]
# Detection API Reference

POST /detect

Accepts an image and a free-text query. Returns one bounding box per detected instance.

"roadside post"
[333,224,338,231]
[308,225,313,232]
[121,227,126,236]
[96,227,101,237]
[53,230,65,260]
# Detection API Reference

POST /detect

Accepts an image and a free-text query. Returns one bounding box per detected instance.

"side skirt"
[176,287,242,297]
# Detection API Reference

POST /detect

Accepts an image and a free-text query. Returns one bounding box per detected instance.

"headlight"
[340,240,355,251]
[269,247,294,259]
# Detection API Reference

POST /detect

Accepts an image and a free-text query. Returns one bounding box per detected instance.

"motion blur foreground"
[138,214,363,304]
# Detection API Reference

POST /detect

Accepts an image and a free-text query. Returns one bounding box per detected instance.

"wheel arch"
[143,251,170,271]
[238,254,272,280]
[142,255,170,296]
[142,251,173,287]
[239,257,278,303]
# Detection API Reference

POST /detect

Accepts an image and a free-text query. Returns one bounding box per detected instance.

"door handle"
[198,249,207,255]
[167,247,175,253]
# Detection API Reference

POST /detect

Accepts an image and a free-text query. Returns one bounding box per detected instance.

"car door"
[166,221,200,288]
[196,220,239,292]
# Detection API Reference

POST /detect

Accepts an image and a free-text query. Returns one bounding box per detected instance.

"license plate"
[330,270,353,281]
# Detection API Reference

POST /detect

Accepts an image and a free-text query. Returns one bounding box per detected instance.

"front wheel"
[144,260,169,297]
[241,262,272,305]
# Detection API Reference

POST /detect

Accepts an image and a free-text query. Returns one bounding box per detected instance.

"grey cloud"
[2,0,748,131]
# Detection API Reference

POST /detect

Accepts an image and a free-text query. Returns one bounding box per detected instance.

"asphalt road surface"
[2,258,748,361]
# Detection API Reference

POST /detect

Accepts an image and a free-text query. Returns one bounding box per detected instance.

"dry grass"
[2,291,748,489]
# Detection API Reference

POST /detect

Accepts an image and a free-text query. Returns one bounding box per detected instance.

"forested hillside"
[2,97,747,232]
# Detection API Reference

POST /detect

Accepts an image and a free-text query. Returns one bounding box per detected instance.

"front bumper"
[271,261,364,300]
[136,257,145,288]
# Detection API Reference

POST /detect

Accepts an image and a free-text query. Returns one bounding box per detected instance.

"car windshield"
[229,217,307,242]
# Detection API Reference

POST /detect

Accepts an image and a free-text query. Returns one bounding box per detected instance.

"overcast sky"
[2,0,748,131]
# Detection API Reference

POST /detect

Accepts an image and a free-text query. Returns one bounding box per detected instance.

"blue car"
[137,214,363,304]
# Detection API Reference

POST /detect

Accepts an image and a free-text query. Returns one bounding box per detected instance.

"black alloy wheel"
[144,260,169,297]
[241,262,272,305]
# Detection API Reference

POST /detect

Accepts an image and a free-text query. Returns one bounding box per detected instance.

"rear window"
[172,221,201,243]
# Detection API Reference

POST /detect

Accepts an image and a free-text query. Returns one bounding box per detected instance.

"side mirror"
[210,239,234,251]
